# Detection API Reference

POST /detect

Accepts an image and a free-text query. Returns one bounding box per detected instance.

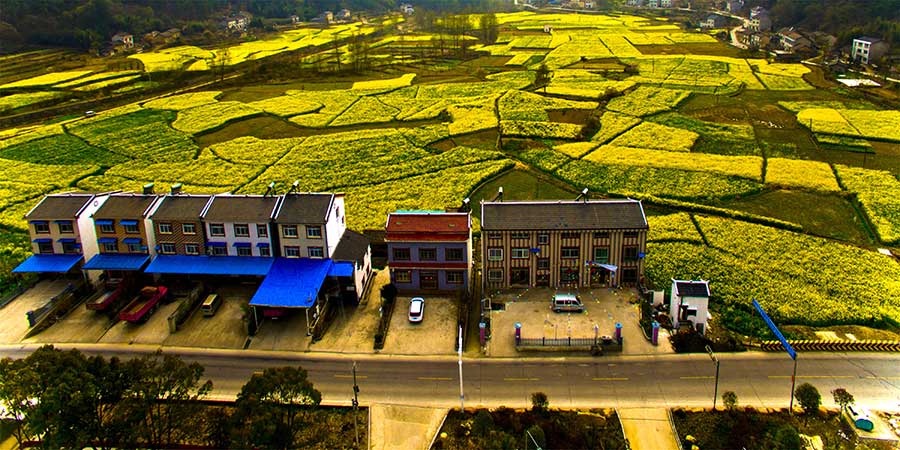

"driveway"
[619,408,679,450]
[381,295,459,355]
[0,279,73,343]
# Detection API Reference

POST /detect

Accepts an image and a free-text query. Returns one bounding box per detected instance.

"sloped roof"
[333,229,370,263]
[386,212,470,233]
[674,280,710,297]
[274,193,335,224]
[481,200,647,230]
[203,195,279,223]
[26,193,95,220]
[150,195,212,221]
[94,194,158,219]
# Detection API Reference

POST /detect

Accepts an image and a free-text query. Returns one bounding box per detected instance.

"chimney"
[290,180,300,194]
[142,183,154,195]
[170,183,183,195]
[575,188,589,202]
[264,181,276,197]
[491,187,503,203]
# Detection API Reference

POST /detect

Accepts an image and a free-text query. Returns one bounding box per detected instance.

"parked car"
[551,293,585,313]
[408,297,425,323]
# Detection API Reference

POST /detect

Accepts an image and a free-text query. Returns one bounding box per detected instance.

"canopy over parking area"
[83,254,150,271]
[249,258,334,309]
[145,255,274,276]
[12,254,83,273]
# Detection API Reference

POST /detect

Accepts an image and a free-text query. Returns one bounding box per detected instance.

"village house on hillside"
[852,36,890,65]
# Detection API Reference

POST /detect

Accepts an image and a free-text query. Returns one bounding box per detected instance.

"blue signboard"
[530,248,540,253]
[752,299,796,360]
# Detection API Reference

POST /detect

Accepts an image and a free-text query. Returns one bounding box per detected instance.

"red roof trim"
[389,262,469,269]
[386,232,469,242]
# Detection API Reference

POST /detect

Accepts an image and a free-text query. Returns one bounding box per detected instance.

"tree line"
[0,345,350,449]
[749,0,900,47]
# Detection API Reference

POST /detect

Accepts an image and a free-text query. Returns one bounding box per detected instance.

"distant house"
[748,6,771,32]
[386,211,473,294]
[221,12,251,32]
[737,29,771,49]
[625,0,644,5]
[290,15,301,24]
[337,9,351,20]
[111,32,134,49]
[779,30,812,53]
[852,37,890,65]
[701,15,726,29]
[645,0,672,7]
[724,0,743,14]
[543,24,553,33]
[400,3,415,15]
[669,279,710,334]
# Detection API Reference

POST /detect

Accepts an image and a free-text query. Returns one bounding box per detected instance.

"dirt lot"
[380,295,459,356]
[310,269,387,354]
[164,284,254,349]
[486,287,673,357]
[25,299,116,344]
[0,279,73,343]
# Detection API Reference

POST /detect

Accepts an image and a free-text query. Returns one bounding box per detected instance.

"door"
[510,268,530,286]
[590,267,609,287]
[420,271,438,289]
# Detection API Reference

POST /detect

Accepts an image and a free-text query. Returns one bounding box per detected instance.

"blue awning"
[119,219,139,226]
[98,237,117,244]
[233,242,251,248]
[95,219,114,226]
[122,238,142,244]
[53,220,71,224]
[58,238,76,243]
[256,242,270,248]
[32,238,52,243]
[12,254,83,273]
[83,254,149,271]
[145,255,274,276]
[250,258,333,308]
[329,261,355,277]
[207,241,227,247]
[29,220,48,225]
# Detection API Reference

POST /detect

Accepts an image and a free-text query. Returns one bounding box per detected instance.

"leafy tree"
[0,357,34,447]
[473,409,494,436]
[771,425,802,450]
[531,392,549,412]
[794,382,821,416]
[533,63,551,93]
[831,388,854,412]
[722,391,738,411]
[479,13,499,44]
[233,366,322,449]
[525,425,546,449]
[348,34,371,73]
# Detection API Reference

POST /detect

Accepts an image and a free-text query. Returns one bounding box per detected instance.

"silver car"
[408,297,425,323]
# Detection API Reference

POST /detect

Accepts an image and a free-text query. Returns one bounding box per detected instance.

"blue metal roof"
[250,258,333,308]
[83,254,149,271]
[12,254,83,273]
[329,261,355,277]
[145,255,274,276]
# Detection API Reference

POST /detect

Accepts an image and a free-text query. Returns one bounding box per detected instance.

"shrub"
[531,392,549,412]
[473,410,494,436]
[722,391,737,410]
[831,388,854,412]
[794,383,820,415]
[525,425,546,448]
[771,425,802,450]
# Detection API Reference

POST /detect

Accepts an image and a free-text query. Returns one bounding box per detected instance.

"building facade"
[670,279,711,334]
[852,37,889,65]
[91,193,160,257]
[201,194,278,257]
[148,194,212,256]
[481,200,648,291]
[273,193,346,259]
[386,211,473,293]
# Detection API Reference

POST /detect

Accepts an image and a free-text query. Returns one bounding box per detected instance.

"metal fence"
[518,337,599,347]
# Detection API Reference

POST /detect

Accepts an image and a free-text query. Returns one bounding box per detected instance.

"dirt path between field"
[619,408,679,450]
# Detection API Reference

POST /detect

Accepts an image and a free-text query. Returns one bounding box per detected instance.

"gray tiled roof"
[675,281,710,297]
[333,229,370,263]
[150,195,211,221]
[481,200,647,230]
[203,195,279,222]
[274,193,334,224]
[94,194,158,219]
[26,193,94,220]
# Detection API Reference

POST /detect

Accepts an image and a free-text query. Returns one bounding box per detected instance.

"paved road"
[1,345,898,411]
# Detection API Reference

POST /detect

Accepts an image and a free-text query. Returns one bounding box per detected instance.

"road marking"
[418,377,453,381]
[680,376,714,380]
[768,375,854,379]
[866,376,900,380]
[592,377,629,381]
[334,374,367,379]
[504,377,540,382]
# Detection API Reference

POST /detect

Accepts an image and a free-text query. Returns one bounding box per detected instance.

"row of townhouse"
[384,199,648,294]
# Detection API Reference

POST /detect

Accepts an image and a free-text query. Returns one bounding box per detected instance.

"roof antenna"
[460,197,471,212]
[492,187,503,203]
[289,180,300,194]
[264,181,276,197]
[575,188,589,202]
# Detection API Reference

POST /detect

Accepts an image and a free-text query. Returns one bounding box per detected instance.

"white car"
[408,297,425,323]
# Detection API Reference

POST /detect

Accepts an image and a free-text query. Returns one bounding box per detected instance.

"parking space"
[248,312,312,352]
[381,295,459,355]
[486,287,673,356]
[310,269,387,353]
[97,300,178,345]
[25,300,115,344]
[0,279,73,343]
[164,284,253,350]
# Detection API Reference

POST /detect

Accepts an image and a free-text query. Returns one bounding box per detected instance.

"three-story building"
[83,192,161,274]
[201,194,278,257]
[272,192,346,259]
[480,199,648,290]
[148,193,213,256]
[386,211,473,293]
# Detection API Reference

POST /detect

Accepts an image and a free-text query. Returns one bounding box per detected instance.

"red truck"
[118,286,168,323]
[85,284,125,311]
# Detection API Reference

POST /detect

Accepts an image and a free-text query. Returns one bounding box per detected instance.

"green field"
[1,11,899,336]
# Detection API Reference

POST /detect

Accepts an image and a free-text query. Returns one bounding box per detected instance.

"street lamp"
[706,345,720,410]
[458,325,465,411]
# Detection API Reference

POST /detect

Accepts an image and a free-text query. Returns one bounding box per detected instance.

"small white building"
[670,279,710,334]
[852,37,890,65]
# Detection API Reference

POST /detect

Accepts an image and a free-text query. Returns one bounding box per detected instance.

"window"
[209,223,225,236]
[487,231,502,239]
[445,248,464,262]
[594,247,609,264]
[308,246,325,258]
[160,243,176,254]
[62,241,80,254]
[418,248,436,261]
[236,246,252,256]
[511,248,530,259]
[561,247,579,259]
[233,223,250,237]
[258,246,271,257]
[624,246,638,261]
[57,221,74,234]
[182,223,196,235]
[185,244,199,255]
[334,206,340,219]
[488,269,503,282]
[560,267,579,283]
[37,241,54,254]
[593,231,610,239]
[624,231,639,238]
[537,233,549,245]
[392,248,410,261]
[211,246,227,256]
[33,222,50,234]
[158,223,173,234]
[282,225,298,238]
[446,271,464,284]
[123,223,139,234]
[102,242,118,253]
[510,232,529,240]
[256,224,268,238]
[284,246,300,257]
[126,242,142,253]
[100,223,115,234]
[561,231,580,239]
[537,258,550,270]
[306,225,322,239]
[488,248,503,261]
[394,270,411,283]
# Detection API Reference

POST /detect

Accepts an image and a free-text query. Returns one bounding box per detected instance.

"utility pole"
[352,361,360,447]
[706,345,720,410]
[458,325,465,411]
